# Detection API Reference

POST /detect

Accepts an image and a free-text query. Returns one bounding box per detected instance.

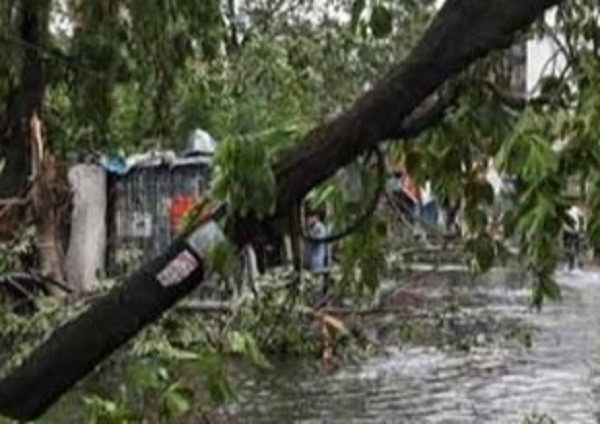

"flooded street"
[231,269,600,423]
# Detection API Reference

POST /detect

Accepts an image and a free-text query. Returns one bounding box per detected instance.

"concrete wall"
[526,36,567,97]
[525,8,568,97]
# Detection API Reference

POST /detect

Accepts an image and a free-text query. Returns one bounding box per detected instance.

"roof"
[100,150,212,175]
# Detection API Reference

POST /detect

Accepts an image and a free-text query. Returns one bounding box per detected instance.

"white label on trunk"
[156,250,199,287]
[156,220,226,287]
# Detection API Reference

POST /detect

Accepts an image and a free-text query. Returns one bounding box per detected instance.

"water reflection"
[232,269,600,423]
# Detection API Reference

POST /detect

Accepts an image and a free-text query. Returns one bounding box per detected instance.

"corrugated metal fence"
[106,158,211,277]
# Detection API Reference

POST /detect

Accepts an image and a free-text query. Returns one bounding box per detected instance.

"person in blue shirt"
[304,208,330,273]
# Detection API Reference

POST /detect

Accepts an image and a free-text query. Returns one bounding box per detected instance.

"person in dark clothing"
[386,171,420,222]
[441,197,460,236]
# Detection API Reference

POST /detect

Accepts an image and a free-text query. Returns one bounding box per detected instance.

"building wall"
[525,7,568,97]
[526,35,567,97]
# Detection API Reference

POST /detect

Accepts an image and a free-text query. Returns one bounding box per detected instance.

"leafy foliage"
[212,134,277,217]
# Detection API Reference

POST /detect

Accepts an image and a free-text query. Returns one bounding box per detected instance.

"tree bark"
[32,151,70,294]
[0,0,49,198]
[0,0,50,240]
[0,2,70,295]
[0,0,565,420]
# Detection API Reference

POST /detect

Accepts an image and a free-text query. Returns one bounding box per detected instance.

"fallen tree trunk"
[0,221,224,420]
[0,0,564,420]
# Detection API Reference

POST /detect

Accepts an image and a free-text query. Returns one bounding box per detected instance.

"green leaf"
[464,206,488,232]
[194,350,238,405]
[532,273,561,308]
[465,234,496,272]
[227,331,268,367]
[228,331,247,353]
[474,235,496,272]
[129,362,161,389]
[369,5,393,38]
[206,240,236,280]
[211,134,276,218]
[162,384,192,417]
[205,373,237,405]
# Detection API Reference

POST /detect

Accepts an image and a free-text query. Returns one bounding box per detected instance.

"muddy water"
[230,269,600,423]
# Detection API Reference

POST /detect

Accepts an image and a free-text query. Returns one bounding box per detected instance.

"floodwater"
[228,268,600,423]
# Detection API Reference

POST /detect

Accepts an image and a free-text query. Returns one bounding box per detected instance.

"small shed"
[106,156,212,276]
[105,130,217,276]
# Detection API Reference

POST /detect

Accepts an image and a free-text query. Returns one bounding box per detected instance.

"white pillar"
[66,164,107,293]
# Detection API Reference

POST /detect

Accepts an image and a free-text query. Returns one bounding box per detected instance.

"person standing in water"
[563,204,585,270]
[304,208,330,273]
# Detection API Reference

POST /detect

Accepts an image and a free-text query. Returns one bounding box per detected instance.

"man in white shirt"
[563,205,585,270]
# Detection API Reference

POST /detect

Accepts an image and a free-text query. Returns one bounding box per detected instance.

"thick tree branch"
[395,92,457,139]
[272,0,564,218]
